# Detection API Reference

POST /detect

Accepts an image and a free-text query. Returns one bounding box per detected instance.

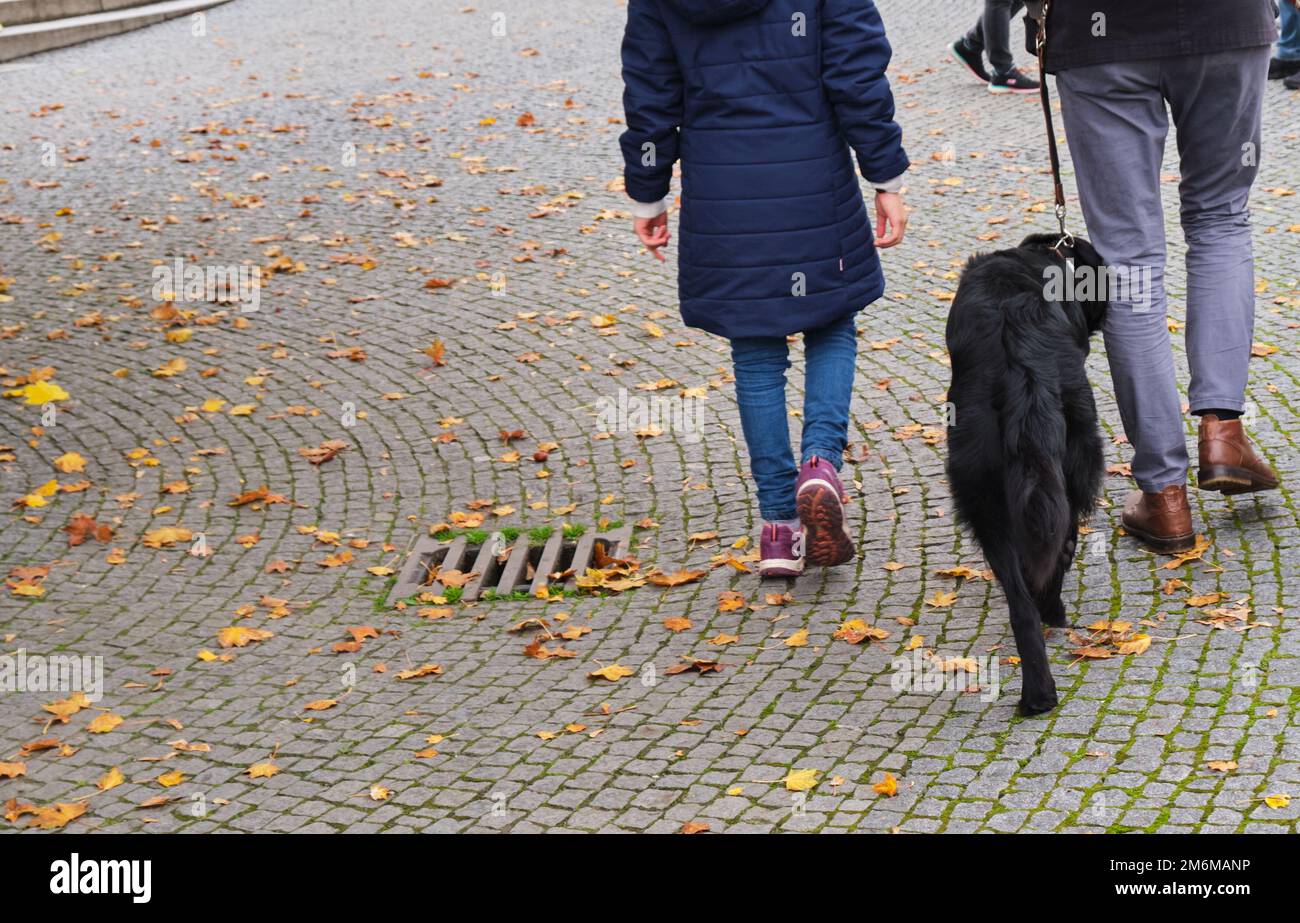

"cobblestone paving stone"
[1,0,1297,833]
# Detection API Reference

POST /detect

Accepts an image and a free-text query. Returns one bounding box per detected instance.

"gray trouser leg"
[1057,60,1180,492]
[1056,48,1267,493]
[1167,48,1268,415]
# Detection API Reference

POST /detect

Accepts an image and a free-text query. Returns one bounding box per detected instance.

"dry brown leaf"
[717,590,746,613]
[646,569,706,588]
[395,663,442,680]
[833,619,890,645]
[299,440,349,465]
[25,801,88,830]
[217,625,273,648]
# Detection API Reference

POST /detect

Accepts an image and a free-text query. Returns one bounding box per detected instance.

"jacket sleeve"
[821,0,910,186]
[619,0,684,205]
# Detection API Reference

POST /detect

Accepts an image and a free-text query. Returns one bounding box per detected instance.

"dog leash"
[1034,0,1074,256]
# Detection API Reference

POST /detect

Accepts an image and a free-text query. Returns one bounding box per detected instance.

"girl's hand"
[874,191,907,249]
[634,212,670,262]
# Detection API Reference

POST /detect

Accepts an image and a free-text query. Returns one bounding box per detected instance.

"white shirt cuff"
[630,197,669,219]
[871,173,906,194]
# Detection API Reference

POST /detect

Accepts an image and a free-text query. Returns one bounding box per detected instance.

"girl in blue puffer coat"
[620,0,909,576]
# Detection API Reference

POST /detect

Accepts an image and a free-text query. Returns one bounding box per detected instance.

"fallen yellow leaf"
[96,766,125,791]
[86,713,123,734]
[217,625,273,648]
[588,663,634,683]
[783,768,818,792]
[25,801,87,829]
[20,380,70,405]
[53,452,86,473]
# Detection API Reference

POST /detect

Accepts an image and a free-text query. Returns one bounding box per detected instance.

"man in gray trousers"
[1039,0,1282,552]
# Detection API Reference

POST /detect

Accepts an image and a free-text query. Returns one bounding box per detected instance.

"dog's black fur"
[945,233,1108,716]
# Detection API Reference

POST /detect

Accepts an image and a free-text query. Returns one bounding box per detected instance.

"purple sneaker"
[759,523,804,578]
[796,456,855,567]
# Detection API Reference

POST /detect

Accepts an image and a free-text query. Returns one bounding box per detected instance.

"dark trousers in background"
[964,0,1026,75]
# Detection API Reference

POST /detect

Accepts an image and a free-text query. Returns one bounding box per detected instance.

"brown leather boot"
[1122,485,1195,553]
[1197,414,1279,495]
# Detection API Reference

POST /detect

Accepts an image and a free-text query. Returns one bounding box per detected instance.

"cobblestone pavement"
[1,0,1297,834]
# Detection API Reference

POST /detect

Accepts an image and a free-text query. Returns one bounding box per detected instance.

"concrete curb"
[0,0,232,62]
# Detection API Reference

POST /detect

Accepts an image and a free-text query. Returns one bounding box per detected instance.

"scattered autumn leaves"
[5,32,1296,835]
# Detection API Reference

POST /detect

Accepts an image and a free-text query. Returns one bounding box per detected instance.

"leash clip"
[1051,205,1073,257]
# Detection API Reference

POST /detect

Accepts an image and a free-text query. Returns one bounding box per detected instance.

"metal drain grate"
[387,526,634,606]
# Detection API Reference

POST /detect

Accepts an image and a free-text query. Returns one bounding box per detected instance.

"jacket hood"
[667,0,772,26]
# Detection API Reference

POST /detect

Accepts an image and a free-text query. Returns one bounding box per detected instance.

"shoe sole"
[796,483,855,567]
[949,42,988,84]
[987,85,1039,94]
[1122,519,1197,554]
[1198,464,1279,495]
[759,561,803,578]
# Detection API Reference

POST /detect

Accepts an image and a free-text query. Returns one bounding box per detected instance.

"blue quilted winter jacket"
[620,0,909,339]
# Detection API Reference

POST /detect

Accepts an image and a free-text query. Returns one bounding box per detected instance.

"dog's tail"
[1001,321,1072,594]
[1003,452,1070,594]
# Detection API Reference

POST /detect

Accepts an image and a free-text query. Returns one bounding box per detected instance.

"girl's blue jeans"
[729,314,857,522]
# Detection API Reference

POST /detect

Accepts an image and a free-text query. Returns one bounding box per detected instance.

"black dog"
[945,233,1108,716]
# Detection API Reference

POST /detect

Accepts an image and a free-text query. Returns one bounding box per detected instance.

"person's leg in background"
[730,336,803,575]
[1272,0,1300,80]
[1165,46,1280,493]
[1057,59,1196,551]
[952,4,994,84]
[981,0,1023,75]
[953,1,1033,88]
[795,313,858,567]
[982,0,1038,93]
